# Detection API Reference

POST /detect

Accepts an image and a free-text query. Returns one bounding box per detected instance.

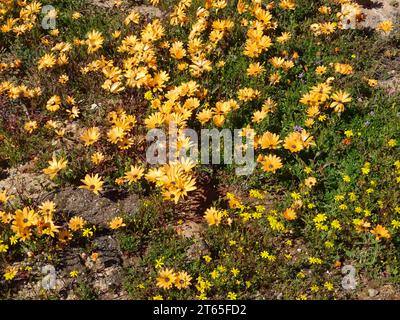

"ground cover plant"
[0,0,399,300]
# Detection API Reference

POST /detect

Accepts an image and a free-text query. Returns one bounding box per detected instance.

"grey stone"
[93,235,123,269]
[185,239,210,262]
[54,188,139,228]
[368,288,379,297]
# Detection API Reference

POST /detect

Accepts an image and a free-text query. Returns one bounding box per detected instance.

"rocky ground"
[0,0,399,300]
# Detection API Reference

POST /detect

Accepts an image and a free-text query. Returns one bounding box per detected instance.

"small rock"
[341,0,400,30]
[133,5,164,19]
[93,266,122,294]
[174,221,204,239]
[62,248,85,272]
[54,188,139,228]
[368,288,379,297]
[185,239,209,262]
[17,282,40,299]
[66,291,78,300]
[93,236,122,269]
[0,171,56,205]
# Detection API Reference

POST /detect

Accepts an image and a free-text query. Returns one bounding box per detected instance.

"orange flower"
[371,224,390,240]
[283,208,297,221]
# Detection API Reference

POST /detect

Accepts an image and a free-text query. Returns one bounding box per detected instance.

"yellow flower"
[68,216,86,231]
[42,155,68,179]
[269,72,281,85]
[170,41,186,60]
[67,106,80,119]
[107,126,125,144]
[334,63,353,75]
[227,292,237,300]
[79,174,104,194]
[58,229,72,243]
[388,139,397,147]
[86,30,104,53]
[13,207,38,232]
[155,257,165,269]
[367,79,378,87]
[313,213,327,224]
[109,217,126,230]
[70,270,79,278]
[91,152,105,165]
[0,190,12,203]
[276,32,291,43]
[203,255,212,263]
[304,177,317,188]
[124,10,140,25]
[24,121,38,134]
[4,267,18,281]
[319,5,331,14]
[46,95,61,112]
[361,167,370,175]
[144,91,153,101]
[280,0,296,10]
[291,192,301,200]
[260,154,283,173]
[124,165,144,184]
[112,30,121,39]
[315,65,327,75]
[260,251,277,261]
[371,224,390,240]
[283,208,297,221]
[377,20,393,33]
[238,87,260,101]
[38,53,56,70]
[175,271,192,290]
[324,282,333,291]
[0,241,9,253]
[311,285,320,292]
[283,132,304,153]
[156,268,176,290]
[58,74,69,84]
[391,220,400,230]
[247,62,265,76]
[324,241,334,248]
[330,90,352,113]
[72,12,81,20]
[259,132,281,149]
[80,127,101,146]
[344,130,353,138]
[204,207,223,226]
[249,189,264,199]
[217,265,226,273]
[38,200,56,219]
[82,227,94,238]
[318,114,327,122]
[309,257,323,265]
[334,194,345,201]
[331,219,341,230]
[9,235,18,245]
[231,268,240,277]
[303,167,312,175]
